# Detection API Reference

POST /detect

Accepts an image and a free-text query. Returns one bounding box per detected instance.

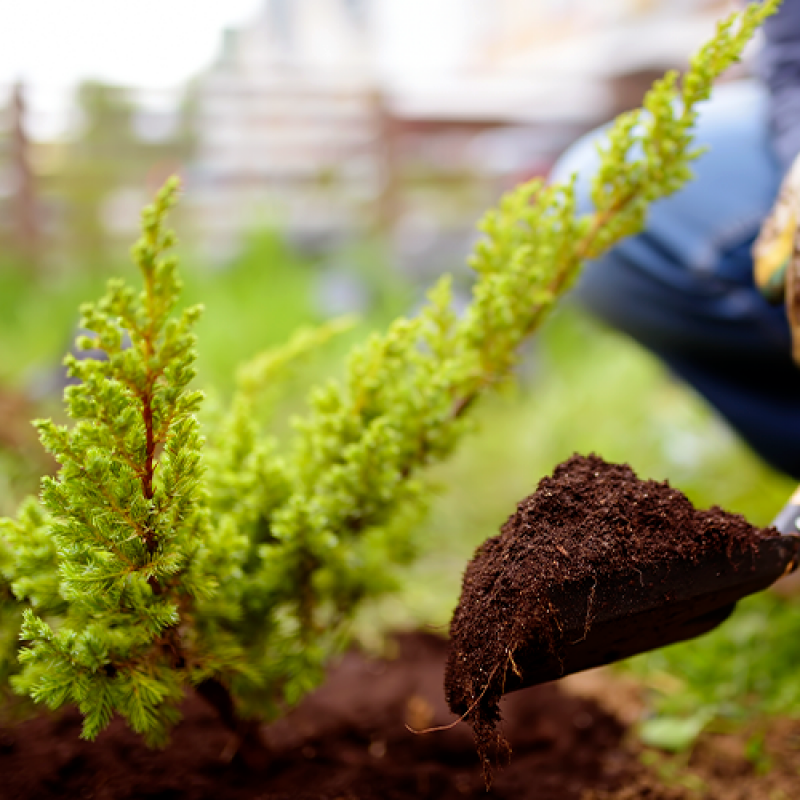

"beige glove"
[753,152,800,364]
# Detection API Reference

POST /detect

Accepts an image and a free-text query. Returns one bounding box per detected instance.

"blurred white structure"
[191,0,380,258]
[187,0,736,260]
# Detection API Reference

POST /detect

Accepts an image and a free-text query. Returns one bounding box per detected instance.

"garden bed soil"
[0,632,636,800]
[2,631,799,798]
[445,454,789,775]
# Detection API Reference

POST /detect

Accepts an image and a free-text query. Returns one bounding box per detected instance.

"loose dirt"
[444,454,781,779]
[0,633,637,800]
[1,631,798,798]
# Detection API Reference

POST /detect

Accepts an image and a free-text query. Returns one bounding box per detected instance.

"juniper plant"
[0,0,779,748]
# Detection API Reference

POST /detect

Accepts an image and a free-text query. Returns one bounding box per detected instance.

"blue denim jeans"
[552,82,800,478]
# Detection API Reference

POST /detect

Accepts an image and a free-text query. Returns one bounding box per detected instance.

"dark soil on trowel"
[445,453,774,779]
[0,632,638,800]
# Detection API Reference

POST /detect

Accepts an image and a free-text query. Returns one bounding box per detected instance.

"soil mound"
[444,453,774,778]
[0,633,635,800]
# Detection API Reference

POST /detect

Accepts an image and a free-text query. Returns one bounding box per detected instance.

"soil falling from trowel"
[444,454,772,781]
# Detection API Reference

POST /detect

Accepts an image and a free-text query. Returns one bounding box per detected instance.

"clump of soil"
[444,453,778,780]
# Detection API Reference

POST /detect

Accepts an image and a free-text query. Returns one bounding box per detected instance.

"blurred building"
[189,0,737,269]
[2,0,740,273]
[191,0,380,260]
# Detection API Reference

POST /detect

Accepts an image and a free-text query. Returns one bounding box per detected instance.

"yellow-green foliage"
[0,1,779,745]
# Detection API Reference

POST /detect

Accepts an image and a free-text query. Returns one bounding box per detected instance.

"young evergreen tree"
[1,181,218,745]
[0,0,779,748]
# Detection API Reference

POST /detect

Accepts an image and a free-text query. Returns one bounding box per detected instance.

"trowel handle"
[772,485,800,535]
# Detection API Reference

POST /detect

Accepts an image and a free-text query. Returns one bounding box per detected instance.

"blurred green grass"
[0,233,322,394]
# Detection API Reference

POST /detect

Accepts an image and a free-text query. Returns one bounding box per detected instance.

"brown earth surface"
[0,632,631,800]
[1,631,799,799]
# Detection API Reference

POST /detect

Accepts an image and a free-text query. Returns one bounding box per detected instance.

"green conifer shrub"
[0,0,779,749]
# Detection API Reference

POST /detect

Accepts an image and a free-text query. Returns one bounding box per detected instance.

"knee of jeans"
[570,256,631,329]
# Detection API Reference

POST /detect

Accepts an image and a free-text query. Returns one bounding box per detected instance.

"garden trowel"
[502,508,800,694]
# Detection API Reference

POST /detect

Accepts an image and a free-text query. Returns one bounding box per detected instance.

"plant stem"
[195,677,268,762]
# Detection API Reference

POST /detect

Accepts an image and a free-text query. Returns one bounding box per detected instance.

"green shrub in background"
[0,1,781,750]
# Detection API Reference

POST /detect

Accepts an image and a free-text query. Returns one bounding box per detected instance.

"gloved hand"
[753,152,800,363]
